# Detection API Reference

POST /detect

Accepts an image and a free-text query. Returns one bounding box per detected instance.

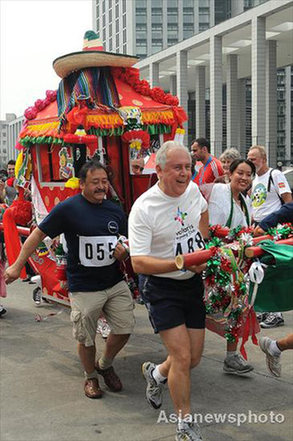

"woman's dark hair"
[78,160,109,183]
[229,158,256,178]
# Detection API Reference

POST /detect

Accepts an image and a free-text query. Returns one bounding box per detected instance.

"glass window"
[152,0,162,5]
[123,29,127,43]
[183,13,194,24]
[116,34,119,48]
[199,0,209,6]
[102,0,105,14]
[116,19,119,33]
[136,0,147,7]
[152,23,162,39]
[109,38,112,51]
[168,24,178,39]
[109,0,112,8]
[167,8,178,24]
[168,38,178,46]
[123,14,126,28]
[122,0,126,13]
[109,23,112,35]
[199,23,209,32]
[123,43,127,54]
[103,13,105,27]
[115,3,119,16]
[168,0,178,7]
[109,9,112,22]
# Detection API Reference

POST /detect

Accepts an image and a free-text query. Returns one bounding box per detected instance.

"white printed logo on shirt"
[79,236,117,267]
[174,224,205,256]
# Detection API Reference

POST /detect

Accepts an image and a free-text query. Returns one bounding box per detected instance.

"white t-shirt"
[128,181,208,280]
[208,183,252,228]
[251,168,291,222]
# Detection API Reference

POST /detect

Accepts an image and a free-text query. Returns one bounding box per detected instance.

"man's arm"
[199,209,209,240]
[281,192,292,204]
[4,227,46,284]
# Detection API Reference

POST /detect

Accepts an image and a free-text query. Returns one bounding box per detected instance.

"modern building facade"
[93,0,293,166]
[0,114,24,168]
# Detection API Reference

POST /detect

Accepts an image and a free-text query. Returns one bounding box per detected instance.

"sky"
[0,0,92,119]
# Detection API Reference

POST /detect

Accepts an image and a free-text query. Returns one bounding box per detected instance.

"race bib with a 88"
[79,236,118,267]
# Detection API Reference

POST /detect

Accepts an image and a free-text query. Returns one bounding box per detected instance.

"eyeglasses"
[132,165,144,172]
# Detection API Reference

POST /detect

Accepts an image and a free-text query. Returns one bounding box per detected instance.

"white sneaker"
[141,361,165,409]
[175,422,202,441]
[223,353,254,374]
[259,336,281,377]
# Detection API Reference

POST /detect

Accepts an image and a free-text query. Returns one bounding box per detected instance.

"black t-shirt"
[39,194,127,292]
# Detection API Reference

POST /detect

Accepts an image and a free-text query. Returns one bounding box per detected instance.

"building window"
[109,38,112,51]
[123,29,127,44]
[152,39,163,53]
[116,19,119,33]
[115,3,119,17]
[168,23,178,39]
[168,0,178,6]
[199,7,209,24]
[123,43,127,54]
[199,23,209,32]
[168,38,178,46]
[109,9,112,22]
[122,0,126,14]
[183,8,194,24]
[102,0,105,14]
[167,7,178,24]
[116,34,119,48]
[136,23,147,39]
[102,13,105,27]
[136,0,146,7]
[123,14,126,28]
[152,23,162,39]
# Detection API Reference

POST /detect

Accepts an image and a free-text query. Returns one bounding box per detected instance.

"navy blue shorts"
[139,274,206,333]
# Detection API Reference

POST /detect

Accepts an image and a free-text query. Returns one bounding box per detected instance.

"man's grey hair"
[155,141,191,169]
[219,148,241,163]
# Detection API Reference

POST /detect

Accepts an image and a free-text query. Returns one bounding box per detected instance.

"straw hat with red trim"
[53,30,139,79]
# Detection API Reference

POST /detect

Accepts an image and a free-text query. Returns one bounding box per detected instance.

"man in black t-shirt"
[5,160,135,399]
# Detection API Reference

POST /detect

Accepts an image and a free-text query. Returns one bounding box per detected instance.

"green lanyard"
[225,189,250,228]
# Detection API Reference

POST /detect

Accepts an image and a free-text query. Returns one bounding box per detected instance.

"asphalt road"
[1,280,292,441]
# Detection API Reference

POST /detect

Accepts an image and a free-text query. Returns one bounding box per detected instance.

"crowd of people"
[2,139,293,441]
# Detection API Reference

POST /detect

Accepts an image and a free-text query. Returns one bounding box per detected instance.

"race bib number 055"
[79,236,118,267]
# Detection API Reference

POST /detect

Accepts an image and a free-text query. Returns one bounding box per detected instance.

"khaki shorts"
[69,280,135,347]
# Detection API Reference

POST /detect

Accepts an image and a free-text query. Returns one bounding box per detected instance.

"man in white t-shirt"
[247,145,292,329]
[129,141,209,441]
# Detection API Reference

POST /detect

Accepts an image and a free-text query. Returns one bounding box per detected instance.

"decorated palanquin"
[1,30,187,306]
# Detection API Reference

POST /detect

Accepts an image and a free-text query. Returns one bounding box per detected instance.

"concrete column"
[169,74,177,96]
[178,0,183,42]
[251,16,266,147]
[195,65,206,138]
[146,1,152,57]
[176,50,188,143]
[266,40,277,167]
[162,0,168,50]
[285,66,292,164]
[238,79,247,157]
[210,35,222,157]
[149,62,160,88]
[227,54,239,149]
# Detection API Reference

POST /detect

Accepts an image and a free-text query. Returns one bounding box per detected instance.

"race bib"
[174,230,205,256]
[79,236,118,267]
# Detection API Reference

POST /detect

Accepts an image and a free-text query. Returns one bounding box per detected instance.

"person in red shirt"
[191,138,224,200]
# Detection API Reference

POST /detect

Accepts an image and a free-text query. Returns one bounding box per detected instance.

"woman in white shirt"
[209,159,254,229]
[208,158,256,374]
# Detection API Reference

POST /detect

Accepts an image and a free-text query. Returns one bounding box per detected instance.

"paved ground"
[1,280,292,441]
